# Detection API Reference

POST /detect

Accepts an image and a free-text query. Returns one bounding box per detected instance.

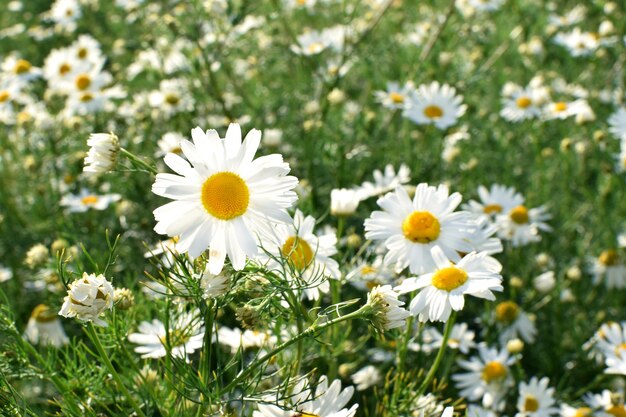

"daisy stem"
[86,324,148,417]
[120,148,157,175]
[416,312,456,396]
[390,315,415,410]
[223,306,367,392]
[201,299,215,390]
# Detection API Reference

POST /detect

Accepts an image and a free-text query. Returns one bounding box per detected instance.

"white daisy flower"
[199,268,230,299]
[60,189,121,212]
[366,284,411,331]
[128,312,204,359]
[0,266,13,283]
[351,365,381,391]
[58,272,114,327]
[358,164,411,199]
[157,132,185,157]
[83,132,120,176]
[584,390,626,417]
[495,300,537,344]
[291,30,330,56]
[49,0,82,31]
[148,79,194,117]
[464,184,525,221]
[453,343,516,410]
[152,123,298,274]
[260,209,339,301]
[413,322,476,354]
[560,404,594,417]
[1,55,42,85]
[24,304,69,347]
[589,250,626,289]
[346,255,396,291]
[500,87,544,122]
[605,352,626,375]
[543,99,589,120]
[516,377,559,417]
[43,47,78,89]
[374,82,415,111]
[554,28,599,57]
[217,326,276,353]
[364,183,475,274]
[548,6,585,28]
[396,246,502,322]
[495,204,551,247]
[466,217,504,255]
[330,188,363,216]
[608,107,626,140]
[404,81,467,130]
[254,376,358,417]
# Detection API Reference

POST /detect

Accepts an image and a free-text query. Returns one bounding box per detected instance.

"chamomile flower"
[83,132,120,176]
[465,184,525,221]
[148,79,194,117]
[554,28,599,57]
[584,390,626,417]
[152,123,298,274]
[24,304,69,347]
[49,0,81,31]
[128,312,204,359]
[1,55,42,85]
[291,30,330,56]
[453,344,516,410]
[560,404,594,417]
[330,188,363,216]
[495,300,537,344]
[364,183,475,274]
[254,376,358,417]
[60,189,121,212]
[415,322,476,354]
[366,285,411,331]
[404,81,467,130]
[260,209,340,301]
[374,82,415,111]
[59,273,114,327]
[347,254,396,291]
[500,87,544,122]
[589,250,626,289]
[496,204,551,247]
[351,365,381,391]
[516,377,559,417]
[396,246,502,322]
[467,217,504,255]
[543,99,589,120]
[157,132,185,157]
[358,164,411,199]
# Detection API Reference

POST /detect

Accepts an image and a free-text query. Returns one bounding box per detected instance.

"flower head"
[83,132,120,176]
[59,272,114,327]
[366,284,411,331]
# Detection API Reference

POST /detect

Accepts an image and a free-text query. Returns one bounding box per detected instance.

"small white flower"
[0,266,12,282]
[60,189,121,213]
[83,132,120,176]
[366,284,411,331]
[515,377,559,417]
[533,271,556,293]
[404,81,467,130]
[199,268,230,299]
[24,304,69,347]
[59,272,114,327]
[331,188,362,216]
[351,365,381,391]
[358,164,411,199]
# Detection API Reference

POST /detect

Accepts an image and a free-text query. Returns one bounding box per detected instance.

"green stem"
[201,299,215,388]
[86,324,148,417]
[416,312,456,395]
[120,148,158,175]
[223,306,367,391]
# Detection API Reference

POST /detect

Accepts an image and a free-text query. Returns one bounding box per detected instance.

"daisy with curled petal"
[259,209,340,301]
[364,183,475,274]
[395,246,502,322]
[453,343,516,411]
[516,377,559,417]
[404,81,467,130]
[152,123,298,274]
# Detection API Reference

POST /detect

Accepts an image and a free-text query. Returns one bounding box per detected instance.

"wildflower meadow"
[1,0,626,416]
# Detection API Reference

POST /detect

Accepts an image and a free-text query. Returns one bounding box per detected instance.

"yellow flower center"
[78,47,88,59]
[482,361,507,383]
[281,236,314,271]
[509,205,529,224]
[81,195,99,205]
[389,92,405,104]
[615,343,626,357]
[423,105,444,119]
[495,301,519,323]
[524,395,540,412]
[431,266,468,291]
[573,407,592,417]
[75,74,91,91]
[402,211,441,243]
[608,406,626,417]
[159,329,190,346]
[0,90,10,103]
[65,8,73,16]
[365,280,381,290]
[80,92,94,102]
[306,42,323,54]
[165,93,180,105]
[59,63,71,75]
[554,102,568,112]
[14,59,31,74]
[297,0,307,5]
[361,265,377,275]
[516,97,532,108]
[483,204,503,214]
[200,172,250,220]
[298,413,320,417]
[599,250,619,266]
